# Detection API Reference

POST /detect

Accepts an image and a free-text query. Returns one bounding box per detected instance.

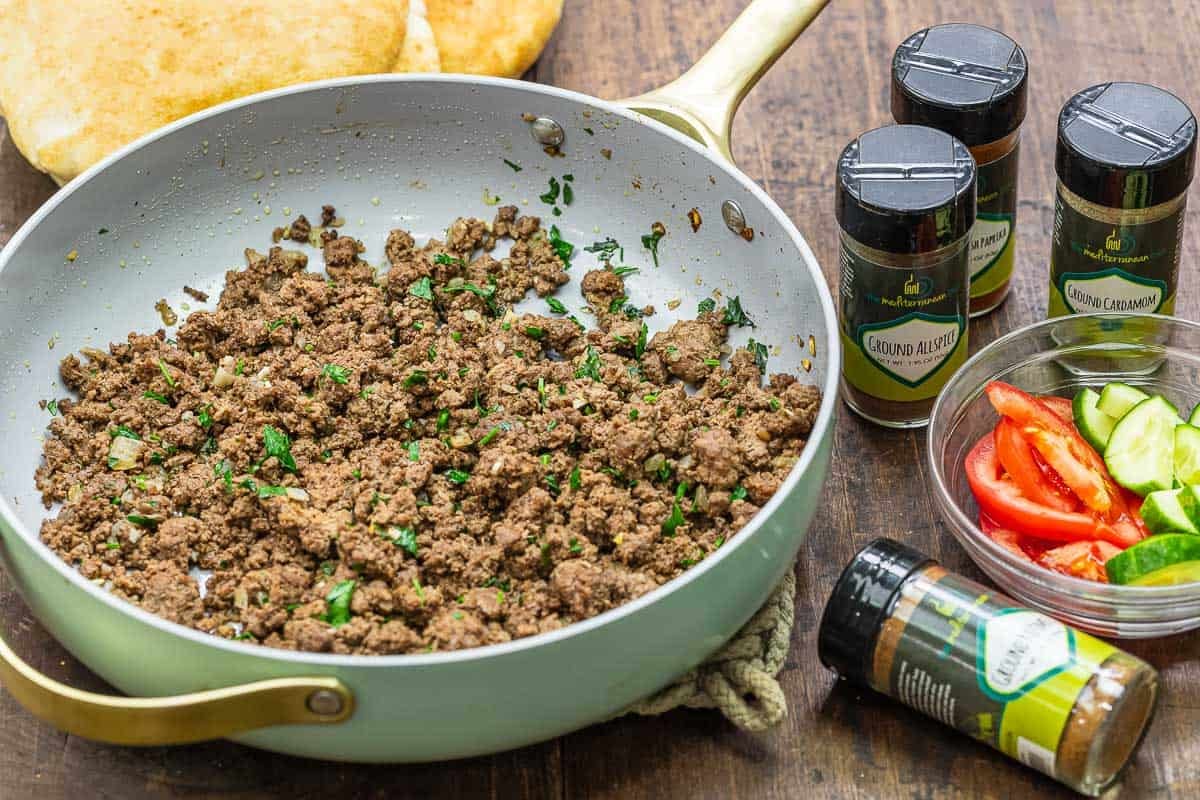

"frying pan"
[0,0,837,762]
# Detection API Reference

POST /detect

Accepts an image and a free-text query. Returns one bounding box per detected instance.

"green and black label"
[1048,188,1183,317]
[970,145,1019,299]
[840,245,968,402]
[887,572,1118,780]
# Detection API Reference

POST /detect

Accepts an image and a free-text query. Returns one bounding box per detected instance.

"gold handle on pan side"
[618,0,830,164]
[0,630,354,745]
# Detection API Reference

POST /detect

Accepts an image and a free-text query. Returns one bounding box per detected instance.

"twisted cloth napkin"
[619,571,795,732]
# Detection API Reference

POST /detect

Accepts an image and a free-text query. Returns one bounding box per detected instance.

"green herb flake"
[403,370,428,389]
[434,253,466,267]
[408,441,420,462]
[412,576,425,604]
[446,469,470,485]
[409,275,434,301]
[384,526,419,558]
[629,408,640,420]
[548,225,574,264]
[612,266,639,278]
[584,238,622,263]
[661,482,689,537]
[747,339,769,374]
[539,176,561,205]
[770,397,781,410]
[698,297,716,314]
[45,399,60,416]
[321,363,351,384]
[256,485,288,498]
[262,425,298,472]
[730,485,748,502]
[582,127,594,135]
[126,514,159,529]
[322,580,356,627]
[143,390,169,405]
[197,405,213,429]
[502,158,523,172]
[562,182,574,206]
[721,296,755,328]
[110,424,141,441]
[574,346,603,382]
[568,537,583,554]
[641,222,665,268]
[547,297,568,315]
[479,426,501,447]
[703,358,720,367]
[266,318,288,331]
[436,409,451,431]
[157,359,177,388]
[545,474,560,494]
[214,460,234,492]
[569,466,582,491]
[635,322,648,359]
[525,325,545,340]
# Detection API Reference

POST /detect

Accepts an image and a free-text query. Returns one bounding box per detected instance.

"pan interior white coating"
[0,76,837,650]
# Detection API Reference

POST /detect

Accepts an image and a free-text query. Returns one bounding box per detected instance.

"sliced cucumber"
[1129,560,1200,586]
[1179,485,1200,529]
[1073,388,1117,452]
[1191,404,1200,426]
[1104,396,1181,496]
[1097,382,1150,419]
[1106,534,1200,585]
[1175,423,1200,486]
[1140,489,1200,534]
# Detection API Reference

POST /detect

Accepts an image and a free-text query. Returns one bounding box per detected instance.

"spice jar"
[892,23,1028,317]
[1049,82,1197,317]
[818,539,1159,797]
[836,125,976,429]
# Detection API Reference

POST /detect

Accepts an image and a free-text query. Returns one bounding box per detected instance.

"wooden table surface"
[3,0,1200,797]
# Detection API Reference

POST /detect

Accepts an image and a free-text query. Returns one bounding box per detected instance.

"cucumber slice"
[1129,560,1200,586]
[1104,396,1181,496]
[1140,489,1200,534]
[1106,534,1200,585]
[1073,388,1117,452]
[1176,423,1200,486]
[1191,404,1200,426]
[1097,382,1150,419]
[1179,485,1200,529]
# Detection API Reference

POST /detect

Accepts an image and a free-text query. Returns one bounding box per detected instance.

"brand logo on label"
[969,215,1012,280]
[1105,228,1135,255]
[977,610,1075,701]
[856,312,963,388]
[903,272,934,298]
[1060,268,1167,314]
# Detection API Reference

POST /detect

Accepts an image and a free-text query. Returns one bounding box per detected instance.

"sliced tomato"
[1040,395,1074,423]
[985,382,1144,532]
[1037,540,1122,582]
[993,419,1077,512]
[966,434,1141,548]
[980,515,1062,561]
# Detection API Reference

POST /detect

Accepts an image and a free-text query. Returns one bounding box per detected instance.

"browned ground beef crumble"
[35,207,820,655]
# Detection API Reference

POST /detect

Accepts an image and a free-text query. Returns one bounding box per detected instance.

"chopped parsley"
[662,482,689,537]
[704,358,720,367]
[214,460,234,492]
[547,297,568,315]
[408,441,420,461]
[583,127,594,135]
[403,370,428,389]
[266,318,288,331]
[384,526,419,558]
[545,474,560,494]
[548,225,574,264]
[636,323,648,359]
[502,158,523,172]
[525,325,545,339]
[321,363,351,384]
[256,485,289,498]
[197,404,213,429]
[126,514,159,529]
[262,425,297,472]
[641,222,665,268]
[574,346,602,381]
[698,298,716,314]
[539,176,561,205]
[434,253,465,267]
[584,238,622,263]
[45,399,59,416]
[143,390,169,404]
[569,465,582,491]
[157,359,177,389]
[479,426,501,447]
[322,580,356,627]
[443,278,500,316]
[437,409,450,431]
[409,276,434,301]
[746,339,769,374]
[110,424,141,440]
[446,469,470,485]
[568,537,583,554]
[612,266,639,278]
[629,409,639,420]
[562,182,574,206]
[721,296,755,328]
[730,485,748,502]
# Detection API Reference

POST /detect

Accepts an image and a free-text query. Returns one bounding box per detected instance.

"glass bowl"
[928,313,1200,638]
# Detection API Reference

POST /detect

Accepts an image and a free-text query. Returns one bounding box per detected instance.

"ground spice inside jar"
[892,23,1028,317]
[835,125,976,429]
[1048,82,1197,317]
[818,539,1159,797]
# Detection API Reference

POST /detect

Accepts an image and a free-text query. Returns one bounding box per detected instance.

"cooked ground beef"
[35,206,820,655]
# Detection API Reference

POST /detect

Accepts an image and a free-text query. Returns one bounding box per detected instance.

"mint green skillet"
[0,0,837,761]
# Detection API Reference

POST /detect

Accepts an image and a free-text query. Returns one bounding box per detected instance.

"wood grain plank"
[3,0,1200,798]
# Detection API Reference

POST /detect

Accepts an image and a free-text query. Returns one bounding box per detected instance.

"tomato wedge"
[985,382,1145,536]
[1040,396,1074,423]
[1037,541,1122,582]
[993,419,1077,512]
[966,434,1141,548]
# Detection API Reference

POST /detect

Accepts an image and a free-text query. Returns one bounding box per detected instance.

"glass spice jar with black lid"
[892,23,1028,318]
[1049,82,1197,317]
[836,124,976,429]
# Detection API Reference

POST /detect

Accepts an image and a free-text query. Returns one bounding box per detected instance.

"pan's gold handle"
[618,0,830,164]
[0,628,354,745]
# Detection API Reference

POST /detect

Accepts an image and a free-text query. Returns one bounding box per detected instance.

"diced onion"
[213,355,237,388]
[285,488,310,502]
[643,453,666,474]
[107,436,144,471]
[450,430,473,449]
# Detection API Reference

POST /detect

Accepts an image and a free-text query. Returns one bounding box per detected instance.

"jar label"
[1048,187,1183,317]
[880,573,1119,781]
[969,143,1020,302]
[839,246,969,402]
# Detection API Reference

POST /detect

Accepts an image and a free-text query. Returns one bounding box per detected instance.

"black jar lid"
[891,23,1028,147]
[818,538,935,686]
[1057,82,1197,209]
[836,125,976,254]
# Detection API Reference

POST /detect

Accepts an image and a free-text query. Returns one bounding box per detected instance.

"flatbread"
[425,0,563,78]
[395,0,442,73]
[0,0,410,184]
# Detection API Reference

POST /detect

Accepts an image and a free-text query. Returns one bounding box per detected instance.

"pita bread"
[0,0,410,184]
[395,0,442,73]
[425,0,563,78]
